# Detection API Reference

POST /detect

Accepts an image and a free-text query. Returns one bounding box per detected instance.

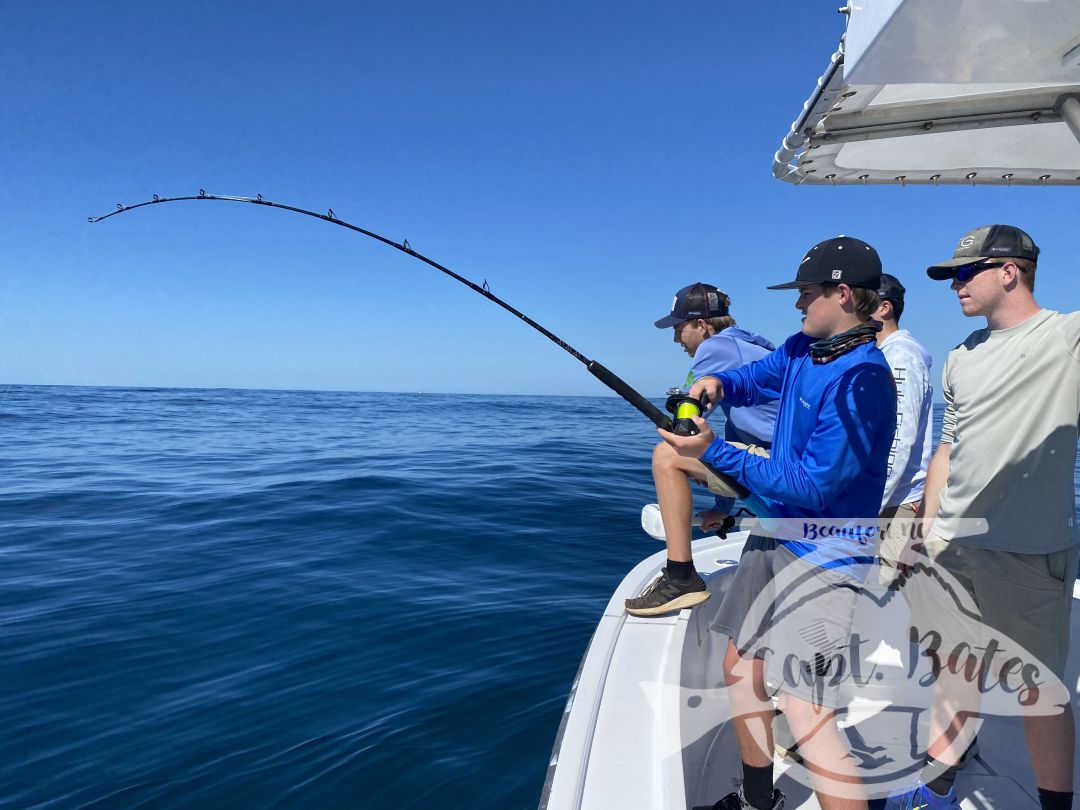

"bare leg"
[652,440,714,563]
[924,661,980,766]
[913,540,1075,795]
[723,639,774,768]
[781,693,867,810]
[1025,702,1075,793]
[923,662,1074,794]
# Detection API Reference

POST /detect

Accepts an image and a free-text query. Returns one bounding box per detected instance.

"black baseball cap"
[767,236,882,291]
[655,283,729,328]
[927,225,1039,280]
[878,273,906,302]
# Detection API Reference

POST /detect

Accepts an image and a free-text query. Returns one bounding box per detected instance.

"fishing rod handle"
[586,361,673,432]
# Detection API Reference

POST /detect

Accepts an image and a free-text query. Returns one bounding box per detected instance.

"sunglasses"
[952,261,1007,282]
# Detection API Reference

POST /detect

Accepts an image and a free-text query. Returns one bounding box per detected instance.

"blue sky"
[3,2,1077,399]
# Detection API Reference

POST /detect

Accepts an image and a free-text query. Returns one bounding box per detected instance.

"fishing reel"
[665,388,708,436]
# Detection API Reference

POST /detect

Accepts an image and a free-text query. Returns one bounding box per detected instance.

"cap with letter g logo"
[927,225,1039,279]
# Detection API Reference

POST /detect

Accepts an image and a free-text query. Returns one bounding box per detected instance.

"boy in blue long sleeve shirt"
[662,237,896,810]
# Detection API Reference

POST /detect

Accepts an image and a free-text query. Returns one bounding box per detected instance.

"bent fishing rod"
[89,191,684,432]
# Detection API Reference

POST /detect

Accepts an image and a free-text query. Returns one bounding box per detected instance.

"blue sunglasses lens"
[953,261,999,282]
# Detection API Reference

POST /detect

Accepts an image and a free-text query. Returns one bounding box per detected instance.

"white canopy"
[774,0,1080,186]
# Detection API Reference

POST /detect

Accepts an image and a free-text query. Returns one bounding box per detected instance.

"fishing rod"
[89,191,683,432]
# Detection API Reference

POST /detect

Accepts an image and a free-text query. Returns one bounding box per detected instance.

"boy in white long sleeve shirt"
[873,274,934,575]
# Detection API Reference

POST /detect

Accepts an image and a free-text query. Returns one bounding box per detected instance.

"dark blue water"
[3,386,1077,809]
[2,386,662,809]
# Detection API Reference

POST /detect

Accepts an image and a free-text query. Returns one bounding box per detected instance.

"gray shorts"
[711,536,861,708]
[907,535,1078,680]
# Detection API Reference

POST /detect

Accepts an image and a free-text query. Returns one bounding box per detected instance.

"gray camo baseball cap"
[927,225,1039,280]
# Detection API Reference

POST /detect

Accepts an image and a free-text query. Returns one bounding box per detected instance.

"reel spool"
[665,389,706,436]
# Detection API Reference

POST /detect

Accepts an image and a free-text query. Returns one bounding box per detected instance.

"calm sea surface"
[3,386,1078,809]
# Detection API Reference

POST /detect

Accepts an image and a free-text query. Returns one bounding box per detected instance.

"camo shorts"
[700,442,769,498]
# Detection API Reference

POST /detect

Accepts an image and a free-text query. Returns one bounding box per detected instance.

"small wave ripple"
[1,386,661,809]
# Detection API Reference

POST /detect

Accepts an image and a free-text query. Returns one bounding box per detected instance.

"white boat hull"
[542,530,1080,809]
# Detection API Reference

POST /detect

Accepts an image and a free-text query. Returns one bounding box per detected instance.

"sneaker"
[624,569,710,616]
[883,783,959,810]
[692,788,785,810]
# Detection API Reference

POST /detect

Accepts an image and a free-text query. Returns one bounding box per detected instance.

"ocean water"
[2,386,1078,809]
[2,386,661,809]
